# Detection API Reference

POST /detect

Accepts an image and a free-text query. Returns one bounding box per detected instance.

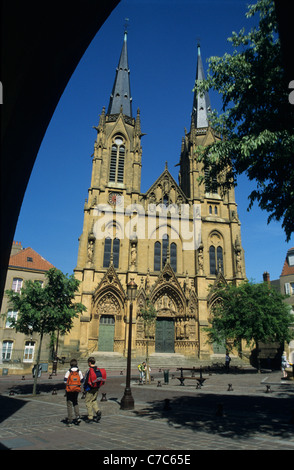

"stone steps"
[59,352,245,373]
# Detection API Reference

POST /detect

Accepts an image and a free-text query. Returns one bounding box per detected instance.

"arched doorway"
[98,315,115,351]
[155,317,174,353]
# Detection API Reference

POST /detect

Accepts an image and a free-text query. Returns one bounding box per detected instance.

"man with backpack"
[64,358,84,427]
[83,356,105,423]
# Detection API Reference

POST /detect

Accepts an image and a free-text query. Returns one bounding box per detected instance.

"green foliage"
[140,299,157,335]
[206,280,294,350]
[195,0,294,241]
[5,268,86,337]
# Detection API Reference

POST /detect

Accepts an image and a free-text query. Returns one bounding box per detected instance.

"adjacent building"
[0,241,54,374]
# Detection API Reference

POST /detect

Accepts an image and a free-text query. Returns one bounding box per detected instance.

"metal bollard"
[265,385,272,393]
[227,383,233,391]
[157,380,162,387]
[101,393,107,402]
[52,388,57,395]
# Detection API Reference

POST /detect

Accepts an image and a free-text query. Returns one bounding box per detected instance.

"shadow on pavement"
[5,382,65,396]
[133,392,294,440]
[0,395,27,424]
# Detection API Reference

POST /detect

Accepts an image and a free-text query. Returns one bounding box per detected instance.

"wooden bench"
[176,367,208,388]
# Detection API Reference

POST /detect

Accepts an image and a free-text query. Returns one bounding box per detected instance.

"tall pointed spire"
[191,44,211,129]
[107,28,133,117]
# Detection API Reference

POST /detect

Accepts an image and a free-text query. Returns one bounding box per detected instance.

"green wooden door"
[98,315,115,351]
[155,318,174,353]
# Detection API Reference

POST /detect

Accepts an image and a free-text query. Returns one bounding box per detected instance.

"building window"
[2,340,13,361]
[103,237,120,268]
[109,136,125,183]
[12,278,23,293]
[23,341,35,362]
[209,245,223,275]
[5,310,18,328]
[170,243,177,272]
[154,242,161,271]
[288,251,294,266]
[285,283,294,295]
[154,235,177,272]
[209,246,216,274]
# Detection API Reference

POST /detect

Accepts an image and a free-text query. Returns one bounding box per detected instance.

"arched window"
[109,136,125,183]
[103,238,112,268]
[154,236,177,272]
[209,245,224,275]
[209,245,216,275]
[154,241,161,271]
[217,246,223,272]
[103,237,120,268]
[113,238,120,268]
[162,234,169,268]
[170,243,177,272]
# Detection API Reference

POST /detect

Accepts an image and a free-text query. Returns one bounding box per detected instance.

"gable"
[9,247,54,272]
[143,166,188,206]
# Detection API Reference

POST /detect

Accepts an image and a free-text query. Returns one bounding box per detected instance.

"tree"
[5,268,86,395]
[140,299,157,384]
[195,0,294,241]
[206,280,294,370]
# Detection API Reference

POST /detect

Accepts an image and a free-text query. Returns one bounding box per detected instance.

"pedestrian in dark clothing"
[83,356,102,423]
[225,352,231,371]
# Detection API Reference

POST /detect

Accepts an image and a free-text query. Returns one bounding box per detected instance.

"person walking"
[83,356,102,423]
[281,351,289,379]
[64,358,83,427]
[225,352,231,372]
[138,361,146,384]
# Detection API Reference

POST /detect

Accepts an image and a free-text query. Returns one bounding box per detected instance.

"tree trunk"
[33,332,43,396]
[256,340,261,373]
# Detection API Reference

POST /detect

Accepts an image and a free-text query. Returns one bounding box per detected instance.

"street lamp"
[120,278,137,410]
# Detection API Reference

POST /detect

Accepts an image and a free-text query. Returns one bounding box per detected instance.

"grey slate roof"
[191,45,211,128]
[107,32,132,117]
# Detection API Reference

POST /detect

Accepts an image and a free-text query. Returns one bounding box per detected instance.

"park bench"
[176,366,207,388]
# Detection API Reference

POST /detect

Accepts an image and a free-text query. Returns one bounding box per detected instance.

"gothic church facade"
[64,32,246,360]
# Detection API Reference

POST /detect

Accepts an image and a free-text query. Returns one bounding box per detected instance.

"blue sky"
[14,0,293,283]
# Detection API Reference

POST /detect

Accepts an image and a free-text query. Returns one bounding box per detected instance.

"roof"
[9,247,55,272]
[191,44,212,129]
[107,31,132,117]
[281,247,294,276]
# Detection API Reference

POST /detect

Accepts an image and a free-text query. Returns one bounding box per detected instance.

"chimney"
[11,241,23,256]
[263,271,270,285]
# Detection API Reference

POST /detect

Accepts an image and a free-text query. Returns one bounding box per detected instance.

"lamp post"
[120,278,137,410]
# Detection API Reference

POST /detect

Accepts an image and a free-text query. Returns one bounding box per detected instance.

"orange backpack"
[66,369,81,392]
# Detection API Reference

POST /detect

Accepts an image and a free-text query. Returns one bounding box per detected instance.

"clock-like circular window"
[114,136,123,145]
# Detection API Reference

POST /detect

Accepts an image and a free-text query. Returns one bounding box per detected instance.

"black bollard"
[101,393,107,402]
[52,388,57,395]
[227,383,233,391]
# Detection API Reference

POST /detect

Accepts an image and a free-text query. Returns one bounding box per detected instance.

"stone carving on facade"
[234,235,243,277]
[197,242,204,275]
[97,292,120,317]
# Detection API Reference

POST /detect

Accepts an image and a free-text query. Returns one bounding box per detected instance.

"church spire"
[191,44,211,129]
[107,29,133,117]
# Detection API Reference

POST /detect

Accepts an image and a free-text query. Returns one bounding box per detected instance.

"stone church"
[64,31,246,360]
